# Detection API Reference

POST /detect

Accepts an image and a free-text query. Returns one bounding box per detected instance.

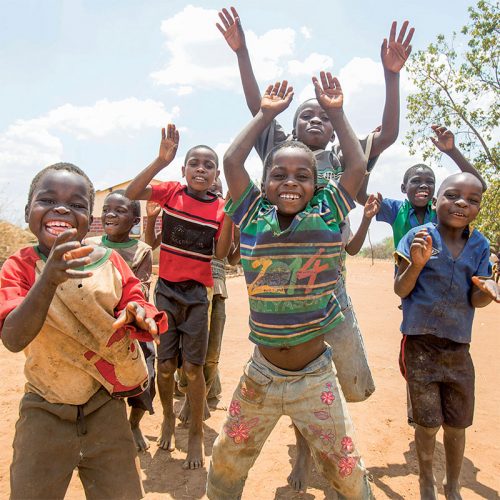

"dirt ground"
[0,257,498,499]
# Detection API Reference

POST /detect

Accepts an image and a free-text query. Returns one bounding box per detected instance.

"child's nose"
[455,198,467,207]
[54,205,70,214]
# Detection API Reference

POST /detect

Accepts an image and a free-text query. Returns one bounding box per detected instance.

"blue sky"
[0,0,476,240]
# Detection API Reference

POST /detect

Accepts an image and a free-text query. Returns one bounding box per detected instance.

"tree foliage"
[405,0,499,243]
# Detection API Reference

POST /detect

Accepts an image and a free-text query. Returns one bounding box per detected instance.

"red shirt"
[150,181,225,287]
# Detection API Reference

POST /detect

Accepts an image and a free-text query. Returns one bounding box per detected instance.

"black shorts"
[155,278,209,365]
[399,334,474,429]
[127,341,156,414]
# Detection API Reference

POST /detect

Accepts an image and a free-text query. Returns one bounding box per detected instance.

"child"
[360,125,487,248]
[394,172,498,499]
[125,127,233,470]
[207,75,372,499]
[0,163,167,499]
[86,189,156,452]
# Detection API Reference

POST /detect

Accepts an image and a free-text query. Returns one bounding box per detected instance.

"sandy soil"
[0,257,498,499]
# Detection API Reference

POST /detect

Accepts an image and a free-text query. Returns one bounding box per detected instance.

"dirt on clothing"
[0,257,498,499]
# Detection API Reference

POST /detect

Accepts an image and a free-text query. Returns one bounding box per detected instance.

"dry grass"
[0,221,36,268]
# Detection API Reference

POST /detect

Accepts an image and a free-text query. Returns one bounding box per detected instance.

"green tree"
[405,0,499,243]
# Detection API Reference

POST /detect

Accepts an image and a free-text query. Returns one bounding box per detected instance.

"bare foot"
[443,482,462,500]
[207,397,227,411]
[182,430,204,470]
[157,413,176,451]
[131,425,150,452]
[287,446,312,492]
[419,477,438,500]
[178,398,211,424]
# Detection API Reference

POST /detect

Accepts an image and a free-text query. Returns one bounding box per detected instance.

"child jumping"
[125,127,233,470]
[395,172,498,499]
[0,163,167,499]
[86,189,156,452]
[207,74,372,499]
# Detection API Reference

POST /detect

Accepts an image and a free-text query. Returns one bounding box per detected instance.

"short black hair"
[292,98,319,130]
[184,145,219,167]
[106,189,141,218]
[27,162,95,212]
[403,164,435,184]
[262,141,317,185]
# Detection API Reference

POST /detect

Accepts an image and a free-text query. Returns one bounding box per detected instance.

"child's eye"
[469,198,480,205]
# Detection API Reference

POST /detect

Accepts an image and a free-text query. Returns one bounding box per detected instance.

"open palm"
[216,7,245,52]
[381,21,414,73]
[261,81,294,115]
[313,72,343,109]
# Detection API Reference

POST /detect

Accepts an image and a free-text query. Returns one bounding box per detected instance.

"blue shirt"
[396,222,492,344]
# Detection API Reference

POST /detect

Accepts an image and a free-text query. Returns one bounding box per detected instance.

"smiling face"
[436,173,483,229]
[263,146,316,223]
[401,167,436,208]
[101,192,139,242]
[182,147,219,196]
[293,100,335,150]
[26,170,92,256]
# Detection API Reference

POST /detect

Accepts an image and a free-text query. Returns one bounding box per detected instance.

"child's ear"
[133,216,141,226]
[330,132,336,143]
[401,183,407,194]
[431,197,437,210]
[181,165,186,178]
[24,205,29,224]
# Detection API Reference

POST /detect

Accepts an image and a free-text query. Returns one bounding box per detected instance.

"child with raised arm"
[0,163,167,499]
[207,74,372,499]
[361,125,487,249]
[86,190,156,452]
[125,126,233,470]
[394,172,498,499]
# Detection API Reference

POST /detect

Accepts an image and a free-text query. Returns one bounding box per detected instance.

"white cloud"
[288,53,333,76]
[151,5,330,93]
[300,26,312,39]
[0,98,179,223]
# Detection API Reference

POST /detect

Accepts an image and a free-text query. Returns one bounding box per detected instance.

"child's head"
[102,190,140,240]
[209,177,224,198]
[292,99,335,151]
[435,172,483,229]
[401,164,436,208]
[182,145,219,195]
[262,141,316,217]
[25,163,95,255]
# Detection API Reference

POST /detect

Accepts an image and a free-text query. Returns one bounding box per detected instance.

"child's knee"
[416,424,440,437]
[442,424,466,438]
[157,358,177,376]
[183,360,203,380]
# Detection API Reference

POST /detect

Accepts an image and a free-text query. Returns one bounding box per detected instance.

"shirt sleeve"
[254,119,288,161]
[133,247,153,301]
[320,180,356,224]
[376,198,402,225]
[0,250,37,333]
[225,181,263,230]
[474,236,493,278]
[150,181,179,206]
[110,251,168,340]
[394,228,414,265]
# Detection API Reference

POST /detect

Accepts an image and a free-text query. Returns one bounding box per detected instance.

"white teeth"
[279,193,300,200]
[46,221,72,228]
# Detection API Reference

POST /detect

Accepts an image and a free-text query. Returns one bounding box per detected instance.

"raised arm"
[125,124,179,201]
[345,193,382,255]
[217,7,261,116]
[143,202,162,250]
[313,72,366,199]
[370,21,414,158]
[431,125,487,191]
[224,81,294,200]
[394,229,432,298]
[215,215,234,259]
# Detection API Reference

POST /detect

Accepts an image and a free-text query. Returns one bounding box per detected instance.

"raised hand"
[158,124,179,166]
[430,125,455,153]
[146,201,161,219]
[472,276,500,303]
[261,81,294,117]
[381,21,414,73]
[410,229,433,269]
[364,192,382,219]
[216,7,246,52]
[112,302,160,344]
[312,72,343,110]
[44,229,94,286]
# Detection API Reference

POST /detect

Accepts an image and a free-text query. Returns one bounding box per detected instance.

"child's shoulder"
[1,246,40,274]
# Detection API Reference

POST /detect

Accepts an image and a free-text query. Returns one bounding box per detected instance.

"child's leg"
[325,281,375,402]
[287,348,372,499]
[157,357,178,450]
[128,340,156,451]
[207,351,282,499]
[288,424,312,492]
[77,395,144,500]
[442,425,465,500]
[415,424,440,499]
[10,393,81,499]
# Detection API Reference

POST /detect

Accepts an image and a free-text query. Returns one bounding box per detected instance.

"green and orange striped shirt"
[226,181,354,347]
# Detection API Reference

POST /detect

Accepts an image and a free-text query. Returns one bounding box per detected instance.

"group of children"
[0,6,498,500]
